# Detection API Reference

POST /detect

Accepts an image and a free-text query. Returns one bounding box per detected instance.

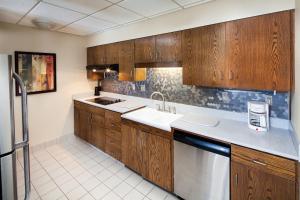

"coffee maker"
[248,101,269,132]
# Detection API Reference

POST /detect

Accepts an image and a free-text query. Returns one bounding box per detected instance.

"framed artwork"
[15,51,56,96]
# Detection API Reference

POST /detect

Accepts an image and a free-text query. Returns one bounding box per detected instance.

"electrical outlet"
[265,95,272,105]
[141,85,146,92]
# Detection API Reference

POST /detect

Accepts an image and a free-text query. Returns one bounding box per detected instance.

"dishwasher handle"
[174,132,230,157]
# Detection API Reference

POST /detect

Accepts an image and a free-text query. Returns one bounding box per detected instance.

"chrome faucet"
[150,91,166,112]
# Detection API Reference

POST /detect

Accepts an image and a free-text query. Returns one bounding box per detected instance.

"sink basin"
[121,107,183,132]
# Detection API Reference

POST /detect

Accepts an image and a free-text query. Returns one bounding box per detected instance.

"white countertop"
[171,115,298,160]
[73,95,145,114]
[73,92,299,161]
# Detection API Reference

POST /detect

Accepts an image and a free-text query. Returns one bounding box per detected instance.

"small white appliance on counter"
[248,101,269,132]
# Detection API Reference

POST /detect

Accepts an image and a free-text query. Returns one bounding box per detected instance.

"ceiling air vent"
[32,19,57,30]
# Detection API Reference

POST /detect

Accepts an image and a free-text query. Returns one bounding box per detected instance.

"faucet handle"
[172,106,176,114]
[156,104,161,111]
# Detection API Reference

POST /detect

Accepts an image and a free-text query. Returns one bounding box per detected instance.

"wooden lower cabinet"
[122,124,139,171]
[121,120,172,192]
[231,145,297,200]
[231,161,296,200]
[90,114,105,150]
[74,106,80,136]
[78,109,90,141]
[147,133,172,191]
[74,101,122,160]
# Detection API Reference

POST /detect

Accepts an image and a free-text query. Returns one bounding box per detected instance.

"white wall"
[0,22,92,146]
[292,0,300,147]
[87,0,295,46]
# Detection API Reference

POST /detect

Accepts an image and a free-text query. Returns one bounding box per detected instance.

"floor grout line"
[32,151,69,200]
[16,137,176,200]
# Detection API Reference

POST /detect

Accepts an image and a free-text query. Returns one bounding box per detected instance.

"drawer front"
[106,129,121,142]
[232,144,296,181]
[105,120,121,132]
[105,110,121,123]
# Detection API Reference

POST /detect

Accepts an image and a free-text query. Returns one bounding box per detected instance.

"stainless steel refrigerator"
[0,54,30,200]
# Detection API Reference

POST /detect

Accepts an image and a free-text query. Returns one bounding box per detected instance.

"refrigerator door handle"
[12,72,31,200]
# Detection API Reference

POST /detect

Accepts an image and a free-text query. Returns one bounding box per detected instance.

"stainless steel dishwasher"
[174,130,230,200]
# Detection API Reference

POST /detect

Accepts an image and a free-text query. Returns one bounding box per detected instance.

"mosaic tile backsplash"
[102,68,290,119]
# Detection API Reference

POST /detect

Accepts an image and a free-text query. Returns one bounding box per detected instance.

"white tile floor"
[16,137,179,200]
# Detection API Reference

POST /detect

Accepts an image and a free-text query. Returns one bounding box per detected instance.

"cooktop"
[87,97,125,105]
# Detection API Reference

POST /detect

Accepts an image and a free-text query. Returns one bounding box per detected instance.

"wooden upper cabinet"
[225,11,292,91]
[134,36,156,63]
[105,43,119,64]
[93,45,106,65]
[119,40,135,81]
[155,32,182,63]
[182,23,226,87]
[87,43,118,65]
[87,47,95,66]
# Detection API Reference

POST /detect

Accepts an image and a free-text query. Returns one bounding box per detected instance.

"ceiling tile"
[118,0,180,17]
[93,5,143,25]
[107,0,123,3]
[59,16,116,36]
[0,0,38,23]
[19,2,85,30]
[174,0,213,8]
[148,7,181,18]
[43,0,112,15]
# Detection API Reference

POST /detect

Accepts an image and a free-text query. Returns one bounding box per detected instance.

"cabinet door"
[105,43,119,64]
[135,36,156,63]
[231,161,296,200]
[87,47,96,65]
[121,124,138,171]
[136,130,148,177]
[74,106,80,137]
[182,23,226,87]
[225,11,291,91]
[94,45,106,65]
[90,113,105,151]
[155,32,182,63]
[78,110,90,141]
[119,41,135,81]
[147,133,172,191]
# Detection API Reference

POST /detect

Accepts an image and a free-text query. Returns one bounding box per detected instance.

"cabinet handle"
[253,159,266,166]
[234,174,238,186]
[130,69,133,78]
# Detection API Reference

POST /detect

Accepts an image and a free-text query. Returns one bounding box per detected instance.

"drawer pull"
[253,160,266,166]
[235,174,238,186]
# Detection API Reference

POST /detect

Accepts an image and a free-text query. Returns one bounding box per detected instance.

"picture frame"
[14,51,57,96]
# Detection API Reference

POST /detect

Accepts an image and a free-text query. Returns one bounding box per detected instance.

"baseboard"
[16,133,77,158]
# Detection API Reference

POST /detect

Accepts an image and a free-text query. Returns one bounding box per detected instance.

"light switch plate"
[131,83,135,91]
